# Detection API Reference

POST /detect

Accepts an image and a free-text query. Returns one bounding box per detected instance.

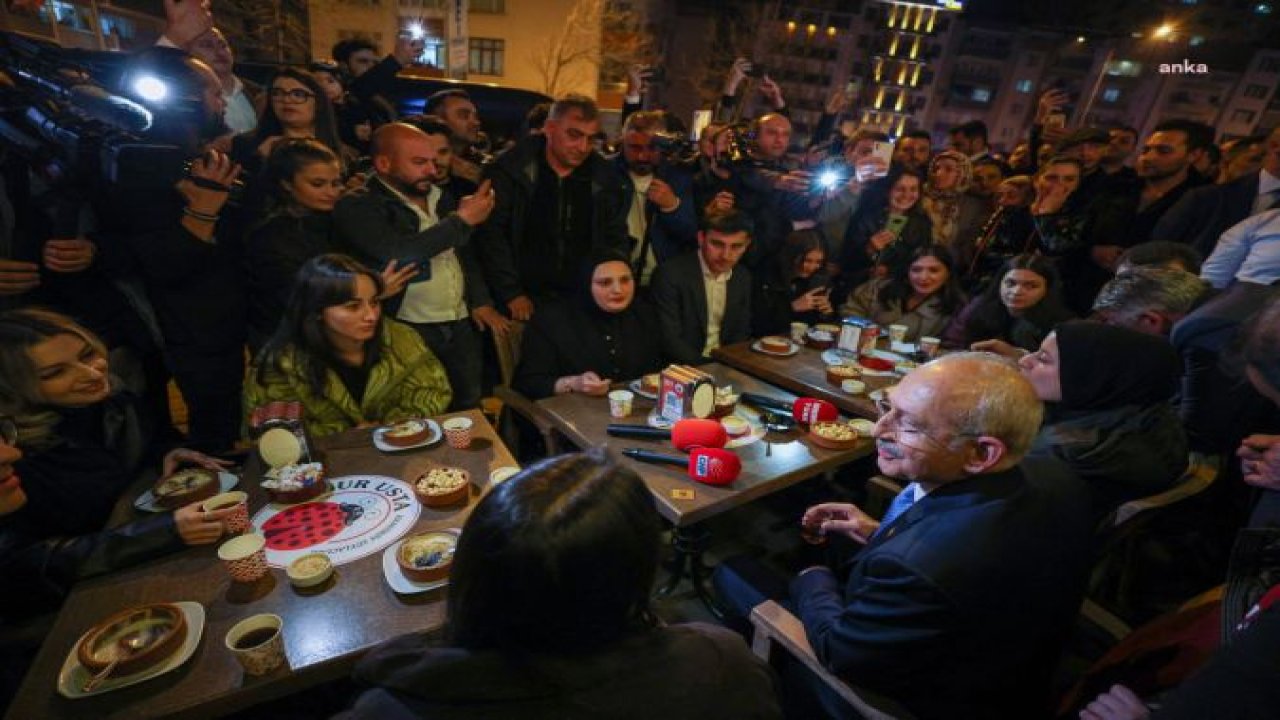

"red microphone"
[621,447,742,486]
[793,397,838,426]
[607,419,727,451]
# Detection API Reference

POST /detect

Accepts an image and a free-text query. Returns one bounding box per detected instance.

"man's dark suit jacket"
[1154,171,1261,258]
[611,155,698,267]
[332,176,491,317]
[790,458,1093,720]
[650,251,752,365]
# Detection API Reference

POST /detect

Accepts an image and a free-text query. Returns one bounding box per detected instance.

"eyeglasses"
[0,417,17,447]
[873,396,975,451]
[270,88,316,103]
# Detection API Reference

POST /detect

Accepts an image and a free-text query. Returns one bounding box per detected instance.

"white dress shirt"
[698,252,732,358]
[377,178,468,323]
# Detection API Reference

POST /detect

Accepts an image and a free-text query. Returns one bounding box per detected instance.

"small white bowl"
[489,466,521,485]
[286,553,333,588]
[841,379,866,395]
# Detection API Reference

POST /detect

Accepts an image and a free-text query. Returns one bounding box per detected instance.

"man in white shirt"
[333,122,502,410]
[650,210,754,364]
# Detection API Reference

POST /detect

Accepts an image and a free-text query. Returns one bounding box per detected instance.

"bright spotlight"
[132,75,168,102]
[407,23,425,40]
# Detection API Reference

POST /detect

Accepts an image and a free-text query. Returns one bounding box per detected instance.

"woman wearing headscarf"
[1019,321,1188,516]
[513,251,665,399]
[920,150,989,271]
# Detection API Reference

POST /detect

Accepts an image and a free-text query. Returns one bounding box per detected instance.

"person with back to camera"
[244,254,451,437]
[943,253,1075,353]
[336,449,782,720]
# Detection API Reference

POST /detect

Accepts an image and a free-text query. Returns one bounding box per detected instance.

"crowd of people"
[2,1,1280,717]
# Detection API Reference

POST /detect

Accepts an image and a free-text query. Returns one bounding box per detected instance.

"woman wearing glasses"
[1018,321,1187,517]
[231,67,353,173]
[0,309,232,538]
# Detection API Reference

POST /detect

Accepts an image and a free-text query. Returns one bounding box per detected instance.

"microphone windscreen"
[687,448,741,486]
[793,397,838,425]
[671,418,728,451]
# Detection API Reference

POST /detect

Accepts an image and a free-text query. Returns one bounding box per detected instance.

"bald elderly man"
[719,353,1093,719]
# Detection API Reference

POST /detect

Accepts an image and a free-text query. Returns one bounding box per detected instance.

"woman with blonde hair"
[0,308,228,537]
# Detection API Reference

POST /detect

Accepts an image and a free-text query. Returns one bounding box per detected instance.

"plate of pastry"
[751,336,800,357]
[373,419,442,453]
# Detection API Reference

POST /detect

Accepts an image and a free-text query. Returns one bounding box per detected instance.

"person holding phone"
[836,167,933,295]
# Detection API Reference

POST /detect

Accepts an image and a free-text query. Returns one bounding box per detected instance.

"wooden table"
[713,341,902,420]
[537,364,872,615]
[537,363,874,528]
[5,410,515,720]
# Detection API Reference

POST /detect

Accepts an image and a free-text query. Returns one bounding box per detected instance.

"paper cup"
[790,322,809,343]
[203,491,249,535]
[607,389,634,419]
[888,324,909,344]
[442,417,474,449]
[225,614,286,677]
[920,336,941,358]
[217,533,269,583]
[841,379,866,395]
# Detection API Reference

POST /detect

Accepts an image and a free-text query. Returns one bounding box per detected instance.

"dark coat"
[332,176,492,316]
[790,460,1093,720]
[475,136,629,305]
[243,210,336,351]
[650,251,752,365]
[1154,171,1262,258]
[513,297,664,400]
[0,512,180,623]
[1031,403,1187,517]
[335,623,782,720]
[611,156,699,266]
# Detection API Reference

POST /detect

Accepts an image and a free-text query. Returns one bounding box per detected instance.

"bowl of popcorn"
[396,529,459,582]
[809,421,862,450]
[262,462,327,504]
[413,466,471,508]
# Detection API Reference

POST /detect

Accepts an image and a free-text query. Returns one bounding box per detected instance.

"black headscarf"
[575,249,636,319]
[1056,321,1181,411]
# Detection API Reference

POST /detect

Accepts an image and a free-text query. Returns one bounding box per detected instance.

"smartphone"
[885,215,908,236]
[870,141,893,165]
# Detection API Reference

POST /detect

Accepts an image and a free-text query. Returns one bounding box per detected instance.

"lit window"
[469,38,504,76]
[1190,36,1205,46]
[972,87,991,102]
[1256,3,1273,13]
[1015,79,1033,93]
[1102,88,1120,102]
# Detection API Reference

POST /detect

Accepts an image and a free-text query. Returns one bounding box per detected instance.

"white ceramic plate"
[750,340,800,357]
[820,349,858,365]
[645,408,675,430]
[381,540,453,595]
[628,379,659,400]
[134,472,239,513]
[372,420,442,453]
[57,601,206,699]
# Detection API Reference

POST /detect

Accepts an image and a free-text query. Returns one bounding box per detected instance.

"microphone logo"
[694,454,712,478]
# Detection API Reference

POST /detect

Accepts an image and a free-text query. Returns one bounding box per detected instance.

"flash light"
[818,170,843,189]
[132,75,168,103]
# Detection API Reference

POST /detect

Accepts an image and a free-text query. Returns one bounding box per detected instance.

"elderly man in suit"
[1155,126,1280,258]
[650,210,753,365]
[780,353,1093,719]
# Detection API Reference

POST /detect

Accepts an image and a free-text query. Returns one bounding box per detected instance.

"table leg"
[655,524,726,619]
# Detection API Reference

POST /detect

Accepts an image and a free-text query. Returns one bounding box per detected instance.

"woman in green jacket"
[244,254,452,437]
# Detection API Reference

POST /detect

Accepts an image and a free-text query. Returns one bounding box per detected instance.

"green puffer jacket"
[244,321,452,437]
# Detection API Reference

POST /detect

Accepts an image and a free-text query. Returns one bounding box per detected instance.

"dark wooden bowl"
[152,469,219,510]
